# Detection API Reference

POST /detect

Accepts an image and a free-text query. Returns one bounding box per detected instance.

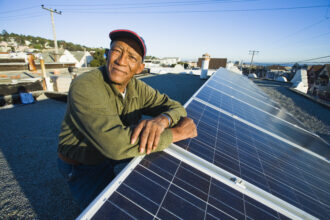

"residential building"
[160,57,180,66]
[307,65,324,94]
[40,49,93,67]
[308,64,330,101]
[266,65,289,79]
[197,58,227,69]
[71,51,93,67]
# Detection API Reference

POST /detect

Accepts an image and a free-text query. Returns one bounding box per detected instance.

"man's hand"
[131,115,169,154]
[171,117,197,143]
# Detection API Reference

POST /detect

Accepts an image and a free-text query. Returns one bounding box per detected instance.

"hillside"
[0,30,93,52]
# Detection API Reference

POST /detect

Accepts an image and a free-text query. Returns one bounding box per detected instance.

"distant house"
[0,41,10,52]
[266,65,289,79]
[267,65,287,73]
[187,61,197,68]
[307,64,330,101]
[0,51,10,58]
[71,51,93,67]
[160,57,180,66]
[41,49,93,67]
[307,65,324,92]
[197,58,227,69]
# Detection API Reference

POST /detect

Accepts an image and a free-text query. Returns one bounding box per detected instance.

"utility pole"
[41,5,62,62]
[248,50,259,75]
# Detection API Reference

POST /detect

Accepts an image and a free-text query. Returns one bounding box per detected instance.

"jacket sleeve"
[138,80,187,127]
[67,79,173,161]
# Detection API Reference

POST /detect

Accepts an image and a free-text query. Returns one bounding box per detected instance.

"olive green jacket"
[58,67,186,164]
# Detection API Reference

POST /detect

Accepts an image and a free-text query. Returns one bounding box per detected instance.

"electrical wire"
[47,0,256,8]
[289,30,330,46]
[270,18,327,46]
[59,0,255,11]
[282,55,330,64]
[0,12,47,19]
[0,6,39,14]
[0,14,46,21]
[62,4,329,14]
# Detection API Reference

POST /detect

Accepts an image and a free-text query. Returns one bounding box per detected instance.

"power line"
[0,6,39,14]
[62,4,329,14]
[60,0,254,11]
[0,14,45,21]
[0,12,45,19]
[295,55,330,63]
[281,55,330,64]
[270,18,327,46]
[48,0,256,8]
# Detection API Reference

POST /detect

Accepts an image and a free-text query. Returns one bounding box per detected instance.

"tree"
[1,29,9,36]
[1,29,9,41]
[90,49,106,67]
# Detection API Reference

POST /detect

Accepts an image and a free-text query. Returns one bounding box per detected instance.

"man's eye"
[129,56,137,61]
[111,48,120,53]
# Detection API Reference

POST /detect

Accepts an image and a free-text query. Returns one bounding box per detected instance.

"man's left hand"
[131,115,169,154]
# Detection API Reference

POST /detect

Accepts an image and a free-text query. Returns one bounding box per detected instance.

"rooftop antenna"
[41,5,62,62]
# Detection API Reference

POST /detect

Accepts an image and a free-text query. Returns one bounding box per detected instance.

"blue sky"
[0,0,329,63]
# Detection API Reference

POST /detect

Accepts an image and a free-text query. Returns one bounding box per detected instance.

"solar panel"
[211,71,278,106]
[194,86,328,157]
[86,152,296,220]
[77,68,329,220]
[177,100,330,219]
[205,79,306,129]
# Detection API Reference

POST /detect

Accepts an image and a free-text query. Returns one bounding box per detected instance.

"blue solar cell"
[211,71,276,105]
[176,99,330,219]
[195,85,329,158]
[91,152,285,220]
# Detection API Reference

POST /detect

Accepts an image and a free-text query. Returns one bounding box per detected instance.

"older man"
[57,29,197,209]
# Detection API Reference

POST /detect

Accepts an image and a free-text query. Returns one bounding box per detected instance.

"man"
[57,29,197,209]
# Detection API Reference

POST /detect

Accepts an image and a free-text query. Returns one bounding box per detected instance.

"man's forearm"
[170,117,197,143]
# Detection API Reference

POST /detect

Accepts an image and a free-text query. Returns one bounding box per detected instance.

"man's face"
[107,38,145,90]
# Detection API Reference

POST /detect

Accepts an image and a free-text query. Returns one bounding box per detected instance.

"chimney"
[201,53,210,79]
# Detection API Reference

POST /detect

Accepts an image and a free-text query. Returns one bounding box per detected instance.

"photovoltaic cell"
[195,85,328,156]
[91,152,288,220]
[176,99,330,219]
[211,71,277,106]
[205,79,306,129]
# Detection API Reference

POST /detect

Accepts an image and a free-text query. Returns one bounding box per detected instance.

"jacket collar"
[102,66,138,100]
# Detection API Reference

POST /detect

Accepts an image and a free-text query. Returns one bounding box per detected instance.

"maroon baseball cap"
[109,29,147,59]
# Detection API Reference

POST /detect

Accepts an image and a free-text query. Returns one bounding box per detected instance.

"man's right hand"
[170,117,197,143]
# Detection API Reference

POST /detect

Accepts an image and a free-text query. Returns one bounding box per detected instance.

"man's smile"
[112,66,127,75]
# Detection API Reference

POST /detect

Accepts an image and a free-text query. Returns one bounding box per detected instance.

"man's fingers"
[146,128,156,154]
[152,129,161,151]
[139,123,151,153]
[131,121,145,144]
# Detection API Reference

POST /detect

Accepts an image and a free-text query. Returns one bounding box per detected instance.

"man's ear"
[136,63,145,75]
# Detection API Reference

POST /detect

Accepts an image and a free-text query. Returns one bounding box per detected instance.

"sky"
[0,0,329,63]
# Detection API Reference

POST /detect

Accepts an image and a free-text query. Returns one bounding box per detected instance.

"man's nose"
[115,52,128,66]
